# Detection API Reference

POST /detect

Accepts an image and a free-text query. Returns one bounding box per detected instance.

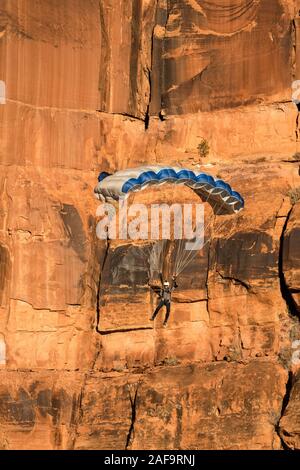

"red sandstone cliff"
[0,0,300,450]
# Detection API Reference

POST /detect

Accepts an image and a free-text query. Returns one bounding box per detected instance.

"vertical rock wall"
[0,0,299,449]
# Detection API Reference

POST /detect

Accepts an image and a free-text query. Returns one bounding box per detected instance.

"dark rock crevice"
[96,110,145,122]
[215,269,251,291]
[0,244,10,307]
[96,239,110,333]
[276,205,300,449]
[296,111,300,142]
[144,67,151,131]
[275,371,294,450]
[175,298,208,304]
[125,384,139,449]
[159,1,171,117]
[144,40,154,130]
[144,107,150,130]
[144,0,159,131]
[98,326,152,335]
[279,208,299,318]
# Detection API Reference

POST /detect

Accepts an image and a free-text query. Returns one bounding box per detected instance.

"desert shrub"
[197,138,210,158]
[288,187,300,205]
[162,356,179,366]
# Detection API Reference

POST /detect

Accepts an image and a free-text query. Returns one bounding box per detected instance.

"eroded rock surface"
[279,372,300,449]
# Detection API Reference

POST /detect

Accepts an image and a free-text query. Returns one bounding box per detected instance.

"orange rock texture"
[0,0,300,450]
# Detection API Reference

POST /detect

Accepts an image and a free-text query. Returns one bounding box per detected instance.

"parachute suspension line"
[171,191,215,276]
[171,187,222,277]
[192,197,229,256]
[175,196,240,277]
[145,194,235,281]
[143,239,169,283]
[172,197,230,277]
[171,197,209,277]
[157,239,169,279]
[200,198,236,253]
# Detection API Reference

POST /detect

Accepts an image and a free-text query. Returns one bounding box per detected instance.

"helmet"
[163,281,170,287]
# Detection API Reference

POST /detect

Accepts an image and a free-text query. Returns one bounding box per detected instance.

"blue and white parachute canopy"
[94,165,244,214]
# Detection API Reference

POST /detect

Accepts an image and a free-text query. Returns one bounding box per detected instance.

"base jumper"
[151,276,178,326]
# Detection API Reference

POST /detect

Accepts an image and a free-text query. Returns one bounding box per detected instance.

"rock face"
[0,0,300,450]
[150,0,293,115]
[282,201,300,313]
[279,372,300,449]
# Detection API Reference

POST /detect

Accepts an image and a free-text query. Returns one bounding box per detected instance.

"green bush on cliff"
[197,138,210,159]
[288,187,300,205]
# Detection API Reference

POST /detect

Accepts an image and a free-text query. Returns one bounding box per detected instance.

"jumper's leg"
[163,301,171,326]
[151,300,164,320]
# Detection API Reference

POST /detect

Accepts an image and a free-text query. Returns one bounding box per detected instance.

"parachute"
[95,165,244,214]
[95,165,244,283]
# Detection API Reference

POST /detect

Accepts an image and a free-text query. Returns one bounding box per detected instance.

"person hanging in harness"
[150,275,178,326]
